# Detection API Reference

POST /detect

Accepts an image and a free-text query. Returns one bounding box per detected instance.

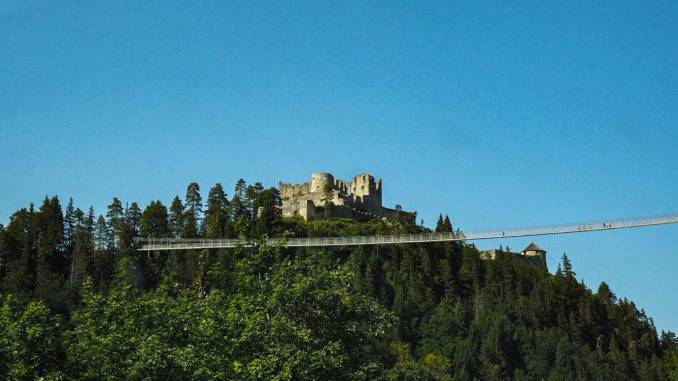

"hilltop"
[0,180,677,380]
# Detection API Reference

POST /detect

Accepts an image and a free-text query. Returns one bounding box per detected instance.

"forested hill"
[1,181,677,380]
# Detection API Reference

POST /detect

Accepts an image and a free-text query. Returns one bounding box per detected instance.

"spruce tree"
[256,188,281,235]
[185,183,202,215]
[232,179,248,229]
[562,252,576,278]
[126,202,141,237]
[443,215,453,233]
[183,183,202,238]
[94,215,110,250]
[321,184,334,221]
[64,197,75,247]
[70,207,94,286]
[34,197,65,303]
[139,201,169,238]
[435,214,444,233]
[203,183,229,238]
[168,196,183,238]
[106,198,124,247]
[2,208,35,294]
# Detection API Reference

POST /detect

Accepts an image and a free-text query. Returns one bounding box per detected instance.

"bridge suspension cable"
[135,213,678,251]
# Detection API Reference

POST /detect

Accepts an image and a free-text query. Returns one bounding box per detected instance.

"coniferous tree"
[106,198,124,247]
[114,203,135,249]
[94,215,110,250]
[321,184,334,221]
[182,214,199,239]
[243,183,262,228]
[443,215,453,233]
[126,202,141,237]
[185,183,202,215]
[561,252,575,278]
[70,207,94,287]
[1,208,35,294]
[661,331,678,352]
[248,182,264,213]
[33,197,65,305]
[203,183,230,238]
[139,201,169,238]
[183,183,202,239]
[168,196,183,238]
[72,208,84,234]
[256,187,281,235]
[596,281,616,306]
[1,197,677,379]
[85,206,95,235]
[35,197,64,266]
[435,214,444,233]
[232,178,248,222]
[63,197,75,248]
[393,204,404,229]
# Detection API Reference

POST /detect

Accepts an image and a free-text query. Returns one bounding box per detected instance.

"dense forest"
[0,180,677,380]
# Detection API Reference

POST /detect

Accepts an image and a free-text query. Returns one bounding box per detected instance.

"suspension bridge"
[134,213,678,251]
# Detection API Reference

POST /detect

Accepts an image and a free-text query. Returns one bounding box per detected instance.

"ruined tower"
[279,172,400,221]
[348,173,382,211]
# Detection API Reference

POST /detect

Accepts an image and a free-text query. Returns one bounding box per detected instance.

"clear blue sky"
[1,1,677,332]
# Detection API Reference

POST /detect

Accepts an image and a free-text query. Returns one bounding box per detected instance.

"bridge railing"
[134,213,678,250]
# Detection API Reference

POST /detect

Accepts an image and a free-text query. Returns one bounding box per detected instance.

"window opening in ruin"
[363,176,365,181]
[322,176,326,180]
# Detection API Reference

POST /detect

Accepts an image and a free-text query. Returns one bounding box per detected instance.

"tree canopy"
[0,183,675,380]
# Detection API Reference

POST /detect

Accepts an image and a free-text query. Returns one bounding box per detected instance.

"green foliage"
[185,182,203,215]
[67,245,393,380]
[434,215,453,234]
[0,185,675,380]
[139,200,169,238]
[442,216,452,234]
[561,252,575,278]
[169,195,184,238]
[183,183,203,238]
[232,178,248,223]
[126,202,142,237]
[255,187,281,236]
[94,214,110,249]
[322,183,334,221]
[203,183,230,238]
[0,295,65,379]
[68,277,198,379]
[106,197,124,246]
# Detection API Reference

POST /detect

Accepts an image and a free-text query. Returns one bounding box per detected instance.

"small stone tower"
[520,242,546,262]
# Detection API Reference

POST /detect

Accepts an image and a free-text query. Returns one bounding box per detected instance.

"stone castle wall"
[279,172,400,221]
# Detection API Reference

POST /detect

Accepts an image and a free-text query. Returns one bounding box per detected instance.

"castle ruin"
[279,172,401,221]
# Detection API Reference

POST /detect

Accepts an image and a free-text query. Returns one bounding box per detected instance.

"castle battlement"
[279,172,400,221]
